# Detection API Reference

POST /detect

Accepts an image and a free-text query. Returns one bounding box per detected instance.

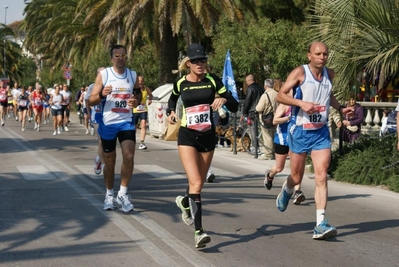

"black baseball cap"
[187,43,207,60]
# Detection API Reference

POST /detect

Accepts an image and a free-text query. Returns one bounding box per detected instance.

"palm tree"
[22,0,103,76]
[0,24,23,81]
[83,0,248,84]
[308,0,399,100]
[21,0,260,86]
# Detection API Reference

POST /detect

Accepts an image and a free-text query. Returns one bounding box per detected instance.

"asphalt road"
[0,114,398,267]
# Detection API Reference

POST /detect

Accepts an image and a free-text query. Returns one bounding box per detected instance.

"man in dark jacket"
[242,74,264,120]
[241,74,264,152]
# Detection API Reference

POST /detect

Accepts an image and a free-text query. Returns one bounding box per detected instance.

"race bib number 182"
[303,105,327,130]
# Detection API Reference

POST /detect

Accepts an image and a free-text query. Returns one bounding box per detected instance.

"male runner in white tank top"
[276,41,352,240]
[89,45,139,213]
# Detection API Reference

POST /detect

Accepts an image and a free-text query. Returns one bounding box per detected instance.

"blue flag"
[222,50,239,102]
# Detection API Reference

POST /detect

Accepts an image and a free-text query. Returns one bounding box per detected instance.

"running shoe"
[43,120,46,124]
[22,128,25,131]
[64,126,69,132]
[195,229,211,248]
[264,169,273,190]
[90,126,95,136]
[16,116,19,121]
[116,194,134,212]
[53,130,57,136]
[85,129,89,134]
[206,173,215,183]
[1,120,4,126]
[138,143,147,150]
[312,220,337,240]
[37,126,40,132]
[103,195,115,211]
[175,195,194,226]
[94,155,102,175]
[34,123,37,129]
[293,190,306,205]
[276,181,292,212]
[57,129,61,135]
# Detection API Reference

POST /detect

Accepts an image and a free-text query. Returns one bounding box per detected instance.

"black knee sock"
[181,186,190,208]
[186,186,190,196]
[189,194,202,231]
[182,195,189,208]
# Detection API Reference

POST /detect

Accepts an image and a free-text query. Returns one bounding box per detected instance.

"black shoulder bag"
[261,92,274,128]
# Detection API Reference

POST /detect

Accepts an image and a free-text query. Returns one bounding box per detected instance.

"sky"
[2,0,26,25]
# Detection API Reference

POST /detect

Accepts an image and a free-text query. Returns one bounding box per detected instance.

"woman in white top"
[79,86,90,134]
[16,86,29,131]
[49,85,63,135]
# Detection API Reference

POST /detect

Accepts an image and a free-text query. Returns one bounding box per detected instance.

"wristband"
[166,107,174,116]
[99,90,105,99]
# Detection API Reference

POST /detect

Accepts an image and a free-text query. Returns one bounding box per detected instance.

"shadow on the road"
[299,193,372,206]
[328,194,372,201]
[337,219,399,237]
[0,171,119,262]
[202,218,399,252]
[0,241,134,263]
[201,222,317,252]
[0,137,95,153]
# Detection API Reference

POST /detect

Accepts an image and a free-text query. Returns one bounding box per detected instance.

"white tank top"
[292,65,332,130]
[82,91,87,108]
[60,90,71,105]
[51,94,63,109]
[100,67,137,125]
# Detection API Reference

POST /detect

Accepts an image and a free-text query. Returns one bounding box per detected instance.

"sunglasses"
[190,58,207,64]
[113,54,127,58]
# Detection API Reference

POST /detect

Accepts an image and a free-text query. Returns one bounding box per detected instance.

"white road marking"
[17,165,56,180]
[1,126,215,267]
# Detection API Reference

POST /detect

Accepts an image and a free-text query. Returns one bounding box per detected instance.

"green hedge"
[330,134,399,193]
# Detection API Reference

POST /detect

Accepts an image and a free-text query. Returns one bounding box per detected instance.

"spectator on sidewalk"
[341,96,363,143]
[133,76,153,150]
[256,79,278,160]
[241,74,264,150]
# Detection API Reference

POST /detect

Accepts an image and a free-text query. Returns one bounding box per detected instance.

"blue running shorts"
[287,123,331,154]
[98,120,135,141]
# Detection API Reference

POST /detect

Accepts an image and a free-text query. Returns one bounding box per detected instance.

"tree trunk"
[378,69,386,102]
[159,21,178,85]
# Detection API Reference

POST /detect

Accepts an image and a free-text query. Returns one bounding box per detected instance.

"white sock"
[118,185,128,196]
[316,209,326,225]
[106,189,114,196]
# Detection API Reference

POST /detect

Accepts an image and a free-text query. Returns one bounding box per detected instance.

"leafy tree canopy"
[211,16,308,83]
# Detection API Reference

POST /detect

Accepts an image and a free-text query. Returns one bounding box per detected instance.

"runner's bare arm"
[89,73,105,106]
[276,66,315,113]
